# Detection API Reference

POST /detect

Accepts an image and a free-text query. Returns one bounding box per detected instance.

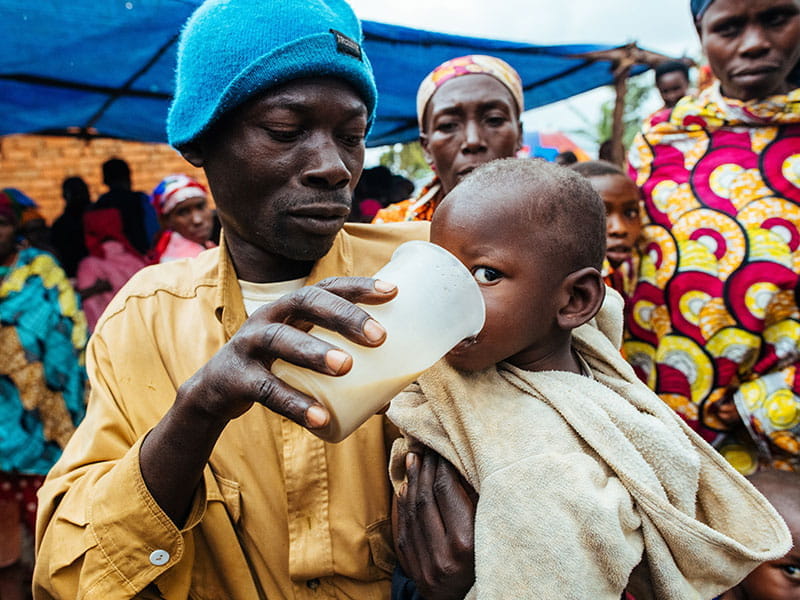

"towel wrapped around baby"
[388,297,791,600]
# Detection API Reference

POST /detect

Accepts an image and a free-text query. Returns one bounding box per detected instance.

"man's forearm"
[139,390,228,526]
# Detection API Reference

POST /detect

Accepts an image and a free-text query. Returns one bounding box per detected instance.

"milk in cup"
[271,241,485,443]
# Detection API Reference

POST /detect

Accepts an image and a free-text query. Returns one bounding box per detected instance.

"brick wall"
[0,135,211,224]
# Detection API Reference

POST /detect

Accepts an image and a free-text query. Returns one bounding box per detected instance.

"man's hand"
[141,276,396,525]
[177,276,397,428]
[393,447,476,600]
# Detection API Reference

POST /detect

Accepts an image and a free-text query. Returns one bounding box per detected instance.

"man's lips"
[288,203,350,218]
[286,204,350,234]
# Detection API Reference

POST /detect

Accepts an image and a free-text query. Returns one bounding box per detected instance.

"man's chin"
[278,235,338,263]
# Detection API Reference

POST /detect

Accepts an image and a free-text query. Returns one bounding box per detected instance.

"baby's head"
[724,469,800,600]
[431,158,606,372]
[571,160,642,270]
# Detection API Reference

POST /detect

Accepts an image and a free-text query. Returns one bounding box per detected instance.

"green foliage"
[378,141,432,182]
[571,72,655,151]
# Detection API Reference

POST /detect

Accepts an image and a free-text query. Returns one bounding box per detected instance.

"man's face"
[421,75,522,196]
[195,77,367,273]
[656,70,690,108]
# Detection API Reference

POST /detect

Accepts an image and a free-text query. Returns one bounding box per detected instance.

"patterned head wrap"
[150,174,207,218]
[0,188,42,227]
[416,55,524,130]
[691,0,715,20]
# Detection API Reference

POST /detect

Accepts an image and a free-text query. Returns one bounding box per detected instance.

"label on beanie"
[330,29,362,61]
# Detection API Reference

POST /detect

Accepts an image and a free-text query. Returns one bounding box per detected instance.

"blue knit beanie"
[167,0,377,149]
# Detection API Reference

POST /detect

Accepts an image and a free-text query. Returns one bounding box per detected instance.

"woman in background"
[373,54,523,223]
[150,174,216,262]
[0,190,87,598]
[626,0,800,472]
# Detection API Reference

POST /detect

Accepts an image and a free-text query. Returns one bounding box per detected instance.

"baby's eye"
[473,266,503,283]
[781,564,800,580]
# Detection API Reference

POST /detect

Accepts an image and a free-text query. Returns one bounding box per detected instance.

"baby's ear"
[557,267,605,331]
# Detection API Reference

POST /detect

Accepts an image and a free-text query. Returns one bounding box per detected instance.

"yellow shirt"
[34,222,429,600]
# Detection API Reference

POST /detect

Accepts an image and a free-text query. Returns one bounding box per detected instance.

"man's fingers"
[433,459,476,556]
[314,276,397,305]
[257,283,389,347]
[252,372,330,429]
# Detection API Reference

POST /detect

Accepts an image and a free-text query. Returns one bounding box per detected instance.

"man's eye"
[473,266,502,283]
[339,133,365,147]
[266,128,302,142]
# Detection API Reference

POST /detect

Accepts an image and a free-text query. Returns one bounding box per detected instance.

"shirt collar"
[214,230,355,339]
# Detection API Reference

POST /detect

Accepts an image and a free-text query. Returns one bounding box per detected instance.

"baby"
[720,469,800,600]
[388,158,791,599]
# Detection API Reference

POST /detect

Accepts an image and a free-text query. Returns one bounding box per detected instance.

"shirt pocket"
[366,517,396,576]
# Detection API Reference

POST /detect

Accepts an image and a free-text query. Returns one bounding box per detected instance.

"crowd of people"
[1,0,799,598]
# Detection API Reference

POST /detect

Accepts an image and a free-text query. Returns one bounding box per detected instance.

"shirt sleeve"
[33,316,207,599]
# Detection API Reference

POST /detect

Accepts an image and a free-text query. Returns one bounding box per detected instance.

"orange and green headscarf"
[416,55,524,130]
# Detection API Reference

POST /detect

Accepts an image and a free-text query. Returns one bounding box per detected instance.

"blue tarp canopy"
[0,1,649,147]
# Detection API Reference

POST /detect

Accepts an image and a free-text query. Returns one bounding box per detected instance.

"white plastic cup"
[270,240,485,443]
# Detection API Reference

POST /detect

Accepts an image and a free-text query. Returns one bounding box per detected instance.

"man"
[34,1,474,598]
[93,158,159,254]
[653,60,691,110]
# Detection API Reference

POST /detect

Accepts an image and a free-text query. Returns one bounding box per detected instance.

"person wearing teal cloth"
[0,189,87,599]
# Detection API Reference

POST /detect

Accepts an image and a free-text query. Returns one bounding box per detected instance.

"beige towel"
[388,304,790,599]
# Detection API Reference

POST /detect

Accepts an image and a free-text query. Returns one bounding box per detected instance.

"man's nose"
[302,136,351,190]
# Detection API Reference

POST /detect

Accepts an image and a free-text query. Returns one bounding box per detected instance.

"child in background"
[719,469,800,600]
[571,160,642,302]
[388,159,790,599]
[150,174,216,263]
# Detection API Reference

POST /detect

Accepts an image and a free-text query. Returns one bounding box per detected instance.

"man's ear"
[180,141,205,168]
[516,121,524,152]
[556,267,605,331]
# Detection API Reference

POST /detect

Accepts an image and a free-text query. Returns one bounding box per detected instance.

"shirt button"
[149,549,170,566]
[306,578,320,590]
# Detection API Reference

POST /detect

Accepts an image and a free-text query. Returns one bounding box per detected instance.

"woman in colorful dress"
[372,54,524,223]
[0,190,87,597]
[626,0,800,472]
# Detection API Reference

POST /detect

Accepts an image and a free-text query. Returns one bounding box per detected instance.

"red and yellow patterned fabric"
[627,82,800,472]
[372,179,443,224]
